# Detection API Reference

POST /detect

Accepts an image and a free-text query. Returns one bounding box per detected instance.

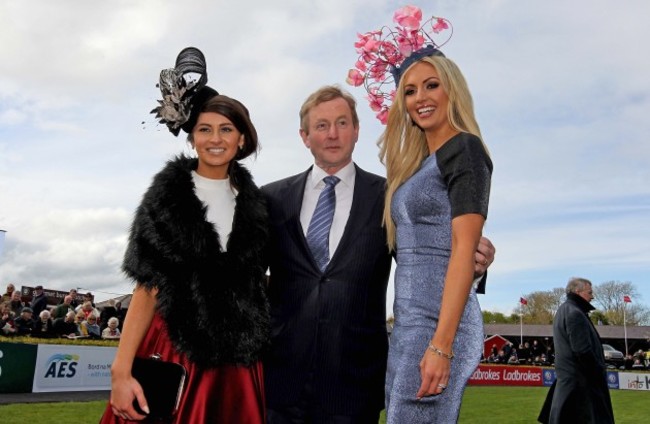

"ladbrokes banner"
[468,364,544,386]
[32,344,117,392]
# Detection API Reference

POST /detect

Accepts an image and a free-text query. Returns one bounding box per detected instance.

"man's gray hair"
[566,277,592,295]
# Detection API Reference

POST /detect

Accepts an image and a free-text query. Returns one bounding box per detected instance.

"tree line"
[483,280,650,326]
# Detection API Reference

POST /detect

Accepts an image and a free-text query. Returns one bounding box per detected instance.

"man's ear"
[299,128,310,148]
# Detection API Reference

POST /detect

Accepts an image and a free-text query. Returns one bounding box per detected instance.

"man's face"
[576,284,594,303]
[300,97,359,175]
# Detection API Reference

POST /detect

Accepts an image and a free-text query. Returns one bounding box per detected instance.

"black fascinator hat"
[151,47,218,136]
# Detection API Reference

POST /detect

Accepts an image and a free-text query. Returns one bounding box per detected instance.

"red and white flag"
[520,297,528,305]
[623,295,632,303]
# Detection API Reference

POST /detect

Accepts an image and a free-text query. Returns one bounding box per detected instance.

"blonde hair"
[75,310,86,322]
[378,55,487,251]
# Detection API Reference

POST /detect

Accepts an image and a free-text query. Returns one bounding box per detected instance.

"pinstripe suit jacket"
[262,164,392,416]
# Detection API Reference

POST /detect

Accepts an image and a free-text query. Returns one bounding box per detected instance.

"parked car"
[602,344,624,365]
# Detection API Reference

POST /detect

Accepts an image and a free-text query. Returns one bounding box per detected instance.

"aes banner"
[468,364,544,386]
[0,342,38,393]
[32,343,117,392]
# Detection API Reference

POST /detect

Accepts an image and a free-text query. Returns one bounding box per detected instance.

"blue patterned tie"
[306,176,340,271]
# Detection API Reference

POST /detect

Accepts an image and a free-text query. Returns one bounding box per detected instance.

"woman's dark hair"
[188,94,259,161]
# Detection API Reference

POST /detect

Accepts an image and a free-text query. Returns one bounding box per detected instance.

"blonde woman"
[80,314,101,338]
[380,53,492,422]
[347,6,493,421]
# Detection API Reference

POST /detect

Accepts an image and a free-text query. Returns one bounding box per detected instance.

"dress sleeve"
[437,133,492,219]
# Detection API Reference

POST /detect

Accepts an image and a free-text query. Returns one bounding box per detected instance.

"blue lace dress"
[385,133,492,423]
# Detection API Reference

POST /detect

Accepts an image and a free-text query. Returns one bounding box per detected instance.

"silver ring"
[437,384,447,389]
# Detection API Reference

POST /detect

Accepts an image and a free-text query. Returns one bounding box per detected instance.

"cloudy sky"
[1,0,649,316]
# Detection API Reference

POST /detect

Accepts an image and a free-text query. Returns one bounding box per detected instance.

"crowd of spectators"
[483,338,650,371]
[1,283,124,341]
[624,349,650,370]
[484,340,556,366]
[3,282,650,371]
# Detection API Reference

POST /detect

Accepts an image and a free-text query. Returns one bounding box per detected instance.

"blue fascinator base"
[390,45,446,86]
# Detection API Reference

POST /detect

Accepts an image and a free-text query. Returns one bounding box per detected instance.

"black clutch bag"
[131,355,187,419]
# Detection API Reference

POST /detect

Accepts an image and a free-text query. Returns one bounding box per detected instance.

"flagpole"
[519,313,524,346]
[520,313,523,347]
[518,297,527,347]
[0,229,6,261]
[623,302,627,358]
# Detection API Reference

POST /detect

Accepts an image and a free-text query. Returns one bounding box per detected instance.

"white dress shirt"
[300,161,356,259]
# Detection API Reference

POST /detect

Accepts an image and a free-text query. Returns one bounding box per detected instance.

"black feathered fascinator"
[151,47,218,136]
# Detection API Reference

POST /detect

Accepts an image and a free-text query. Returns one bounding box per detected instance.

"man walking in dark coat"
[538,277,614,424]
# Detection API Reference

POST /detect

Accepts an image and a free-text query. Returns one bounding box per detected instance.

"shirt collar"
[309,161,356,189]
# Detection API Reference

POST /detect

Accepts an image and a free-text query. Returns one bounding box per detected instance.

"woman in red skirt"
[100,47,269,423]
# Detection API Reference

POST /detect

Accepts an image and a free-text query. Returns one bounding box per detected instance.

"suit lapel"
[283,168,318,267]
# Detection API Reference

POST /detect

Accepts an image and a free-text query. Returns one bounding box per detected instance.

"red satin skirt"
[99,313,265,424]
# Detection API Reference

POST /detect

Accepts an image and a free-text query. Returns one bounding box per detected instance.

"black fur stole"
[123,155,269,367]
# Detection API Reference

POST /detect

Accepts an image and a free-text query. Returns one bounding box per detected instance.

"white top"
[192,171,237,251]
[300,161,356,259]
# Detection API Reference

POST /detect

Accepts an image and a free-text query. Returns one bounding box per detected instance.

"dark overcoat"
[538,293,614,423]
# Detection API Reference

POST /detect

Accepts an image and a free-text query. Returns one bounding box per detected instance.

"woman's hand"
[108,285,157,420]
[110,372,149,421]
[416,347,451,399]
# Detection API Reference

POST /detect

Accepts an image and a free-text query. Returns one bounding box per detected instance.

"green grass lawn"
[0,386,647,423]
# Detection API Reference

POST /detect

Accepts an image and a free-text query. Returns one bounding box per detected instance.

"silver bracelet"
[428,343,454,360]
